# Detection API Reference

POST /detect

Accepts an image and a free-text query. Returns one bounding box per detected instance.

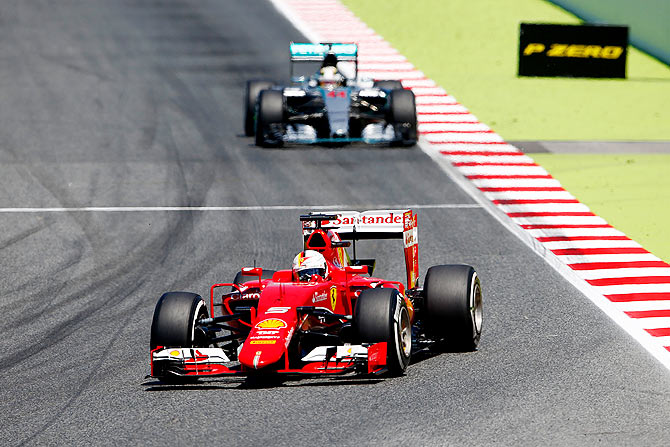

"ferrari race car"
[244,42,418,147]
[149,210,482,381]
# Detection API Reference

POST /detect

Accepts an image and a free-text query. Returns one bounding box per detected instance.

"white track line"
[553,253,661,264]
[415,96,458,105]
[614,300,670,311]
[417,104,470,114]
[0,204,483,213]
[542,239,643,249]
[635,317,670,329]
[459,165,549,176]
[425,133,506,144]
[577,268,670,280]
[420,123,492,132]
[510,216,609,226]
[472,179,563,188]
[418,114,481,123]
[595,284,670,295]
[497,203,592,213]
[430,143,520,152]
[411,87,449,95]
[483,190,576,200]
[526,228,626,237]
[450,155,537,165]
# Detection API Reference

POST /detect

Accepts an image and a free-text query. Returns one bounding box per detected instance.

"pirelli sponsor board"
[518,23,628,78]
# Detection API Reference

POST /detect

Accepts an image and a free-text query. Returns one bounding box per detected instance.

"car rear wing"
[289,42,358,80]
[301,210,419,288]
[289,42,358,61]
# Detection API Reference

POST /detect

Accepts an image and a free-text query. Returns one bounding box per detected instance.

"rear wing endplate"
[301,210,419,288]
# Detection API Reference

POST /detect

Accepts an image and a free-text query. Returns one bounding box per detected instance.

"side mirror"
[344,265,368,275]
[350,259,375,276]
[241,267,263,276]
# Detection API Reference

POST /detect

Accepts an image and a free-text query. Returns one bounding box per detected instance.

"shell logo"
[255,318,287,329]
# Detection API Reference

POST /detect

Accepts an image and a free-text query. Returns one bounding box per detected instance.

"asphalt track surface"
[1,1,670,445]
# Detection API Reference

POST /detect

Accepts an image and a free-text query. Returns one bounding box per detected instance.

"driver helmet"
[292,250,328,282]
[318,66,343,89]
[318,52,343,89]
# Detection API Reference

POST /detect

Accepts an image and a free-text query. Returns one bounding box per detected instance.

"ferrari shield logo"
[330,286,338,311]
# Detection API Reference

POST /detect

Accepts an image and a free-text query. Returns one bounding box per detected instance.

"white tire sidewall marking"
[393,296,411,365]
[191,299,205,343]
[470,272,482,337]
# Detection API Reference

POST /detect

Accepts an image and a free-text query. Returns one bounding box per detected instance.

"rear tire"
[389,88,417,146]
[150,292,209,350]
[244,80,273,136]
[354,288,411,375]
[423,265,482,351]
[255,89,284,147]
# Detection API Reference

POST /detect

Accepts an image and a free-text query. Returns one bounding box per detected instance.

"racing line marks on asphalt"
[272,0,670,370]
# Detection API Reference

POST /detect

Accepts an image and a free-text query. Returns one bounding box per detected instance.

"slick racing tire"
[354,288,411,376]
[373,80,403,91]
[423,265,482,351]
[150,292,209,350]
[244,80,273,136]
[255,89,284,147]
[389,88,417,146]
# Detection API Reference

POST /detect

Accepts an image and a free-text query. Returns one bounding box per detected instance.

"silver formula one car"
[244,42,417,147]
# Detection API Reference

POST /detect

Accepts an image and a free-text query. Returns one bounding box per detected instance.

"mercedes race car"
[244,42,418,147]
[149,210,482,382]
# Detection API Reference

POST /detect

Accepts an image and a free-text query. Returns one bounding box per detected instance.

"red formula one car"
[149,210,482,381]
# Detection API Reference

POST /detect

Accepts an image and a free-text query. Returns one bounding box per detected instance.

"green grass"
[532,154,670,261]
[342,0,670,262]
[342,0,670,140]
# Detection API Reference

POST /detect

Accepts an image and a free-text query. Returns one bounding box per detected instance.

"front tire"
[150,292,209,350]
[255,89,284,147]
[244,80,273,136]
[389,88,417,146]
[354,288,411,375]
[423,265,482,351]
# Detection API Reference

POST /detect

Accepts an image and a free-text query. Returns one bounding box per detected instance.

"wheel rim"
[398,306,412,357]
[191,300,208,347]
[470,275,483,337]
